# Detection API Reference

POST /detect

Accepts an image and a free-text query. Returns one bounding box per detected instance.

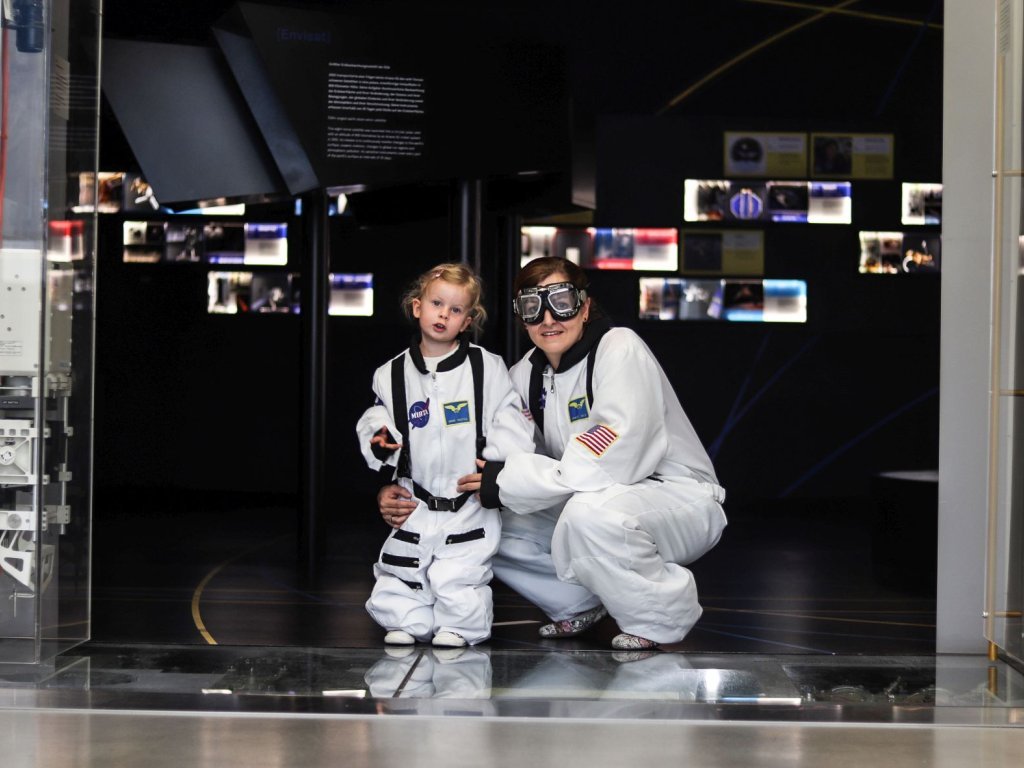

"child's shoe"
[432,630,467,647]
[384,629,416,645]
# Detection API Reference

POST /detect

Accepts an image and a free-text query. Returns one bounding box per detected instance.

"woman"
[380,257,726,650]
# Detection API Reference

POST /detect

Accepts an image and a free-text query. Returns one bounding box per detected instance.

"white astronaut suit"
[357,337,535,645]
[480,319,728,645]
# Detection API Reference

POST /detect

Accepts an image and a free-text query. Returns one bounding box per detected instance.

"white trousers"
[364,648,493,699]
[366,502,500,645]
[495,475,726,644]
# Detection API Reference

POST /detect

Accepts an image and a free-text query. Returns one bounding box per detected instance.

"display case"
[0,0,99,663]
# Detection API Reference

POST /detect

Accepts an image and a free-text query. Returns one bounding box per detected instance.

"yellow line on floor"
[190,538,285,645]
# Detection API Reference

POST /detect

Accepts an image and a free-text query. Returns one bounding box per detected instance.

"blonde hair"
[401,262,487,333]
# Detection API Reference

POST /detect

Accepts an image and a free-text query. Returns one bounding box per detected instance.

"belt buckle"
[428,496,455,512]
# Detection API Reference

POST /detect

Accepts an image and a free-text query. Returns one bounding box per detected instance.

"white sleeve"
[497,332,669,514]
[355,365,401,472]
[479,354,537,461]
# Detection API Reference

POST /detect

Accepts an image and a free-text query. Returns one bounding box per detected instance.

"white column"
[937,1,999,653]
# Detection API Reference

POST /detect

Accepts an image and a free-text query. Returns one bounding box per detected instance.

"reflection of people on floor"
[365,646,493,700]
[499,650,702,704]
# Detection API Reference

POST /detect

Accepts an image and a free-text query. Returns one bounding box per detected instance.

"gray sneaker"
[538,606,608,638]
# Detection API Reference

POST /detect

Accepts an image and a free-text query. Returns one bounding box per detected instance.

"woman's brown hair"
[513,256,590,296]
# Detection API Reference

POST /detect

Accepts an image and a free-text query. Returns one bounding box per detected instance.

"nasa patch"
[568,396,589,422]
[409,399,430,429]
[443,400,471,425]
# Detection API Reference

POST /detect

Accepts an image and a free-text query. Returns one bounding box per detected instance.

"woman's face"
[522,271,590,369]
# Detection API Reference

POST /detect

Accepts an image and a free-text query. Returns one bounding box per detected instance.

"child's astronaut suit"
[357,337,535,645]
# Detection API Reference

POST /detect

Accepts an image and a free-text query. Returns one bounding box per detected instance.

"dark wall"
[591,114,940,504]
[94,1,944,522]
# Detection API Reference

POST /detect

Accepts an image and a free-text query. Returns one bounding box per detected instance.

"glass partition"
[988,0,1024,668]
[0,0,99,663]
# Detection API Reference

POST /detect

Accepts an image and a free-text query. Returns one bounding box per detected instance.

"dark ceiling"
[101,0,943,120]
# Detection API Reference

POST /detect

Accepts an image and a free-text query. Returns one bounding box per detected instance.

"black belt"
[412,481,471,512]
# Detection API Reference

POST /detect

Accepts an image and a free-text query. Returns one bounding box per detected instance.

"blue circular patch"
[409,399,430,429]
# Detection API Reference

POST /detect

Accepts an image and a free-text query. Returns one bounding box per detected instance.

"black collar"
[409,334,471,374]
[527,315,611,374]
[527,317,611,430]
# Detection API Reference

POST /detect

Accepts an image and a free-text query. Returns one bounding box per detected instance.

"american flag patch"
[575,424,618,456]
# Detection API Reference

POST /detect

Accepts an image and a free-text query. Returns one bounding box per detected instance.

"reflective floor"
[1,492,1021,766]
[1,645,1023,767]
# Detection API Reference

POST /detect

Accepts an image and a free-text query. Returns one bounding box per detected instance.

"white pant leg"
[430,647,493,700]
[550,477,727,644]
[364,652,436,698]
[494,506,602,621]
[365,510,435,642]
[429,505,501,645]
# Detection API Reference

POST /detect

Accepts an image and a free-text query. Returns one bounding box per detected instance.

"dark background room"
[88,0,943,651]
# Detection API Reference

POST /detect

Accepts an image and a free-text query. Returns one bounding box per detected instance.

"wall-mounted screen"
[811,132,893,179]
[723,131,807,178]
[640,278,807,323]
[521,226,586,266]
[901,183,942,225]
[328,273,374,316]
[123,221,287,265]
[858,232,941,274]
[521,226,677,271]
[207,271,300,314]
[680,229,764,275]
[242,223,289,266]
[684,180,851,224]
[75,172,126,213]
[591,228,677,271]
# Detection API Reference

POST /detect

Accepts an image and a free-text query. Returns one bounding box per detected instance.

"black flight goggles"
[513,282,586,325]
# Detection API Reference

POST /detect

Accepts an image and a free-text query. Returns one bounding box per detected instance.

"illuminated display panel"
[207,271,300,314]
[680,229,764,275]
[639,278,807,323]
[684,179,851,224]
[329,273,374,316]
[858,231,941,274]
[242,223,289,266]
[521,226,677,271]
[901,183,942,225]
[122,221,287,265]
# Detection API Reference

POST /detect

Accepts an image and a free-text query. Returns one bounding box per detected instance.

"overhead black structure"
[101,39,288,203]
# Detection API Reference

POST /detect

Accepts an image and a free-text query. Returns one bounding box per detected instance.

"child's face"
[412,280,474,351]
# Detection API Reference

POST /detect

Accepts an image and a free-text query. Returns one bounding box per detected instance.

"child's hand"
[370,427,401,460]
[370,427,401,451]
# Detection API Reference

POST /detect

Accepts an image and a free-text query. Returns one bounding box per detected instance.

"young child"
[356,263,535,648]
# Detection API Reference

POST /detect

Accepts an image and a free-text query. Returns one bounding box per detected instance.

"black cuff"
[479,461,505,509]
[376,462,397,489]
[371,430,398,461]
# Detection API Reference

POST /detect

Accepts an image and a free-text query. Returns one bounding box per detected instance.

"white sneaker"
[384,630,416,645]
[431,647,467,662]
[432,631,467,647]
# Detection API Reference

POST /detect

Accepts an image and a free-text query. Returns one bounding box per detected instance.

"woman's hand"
[378,483,417,528]
[456,459,486,494]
